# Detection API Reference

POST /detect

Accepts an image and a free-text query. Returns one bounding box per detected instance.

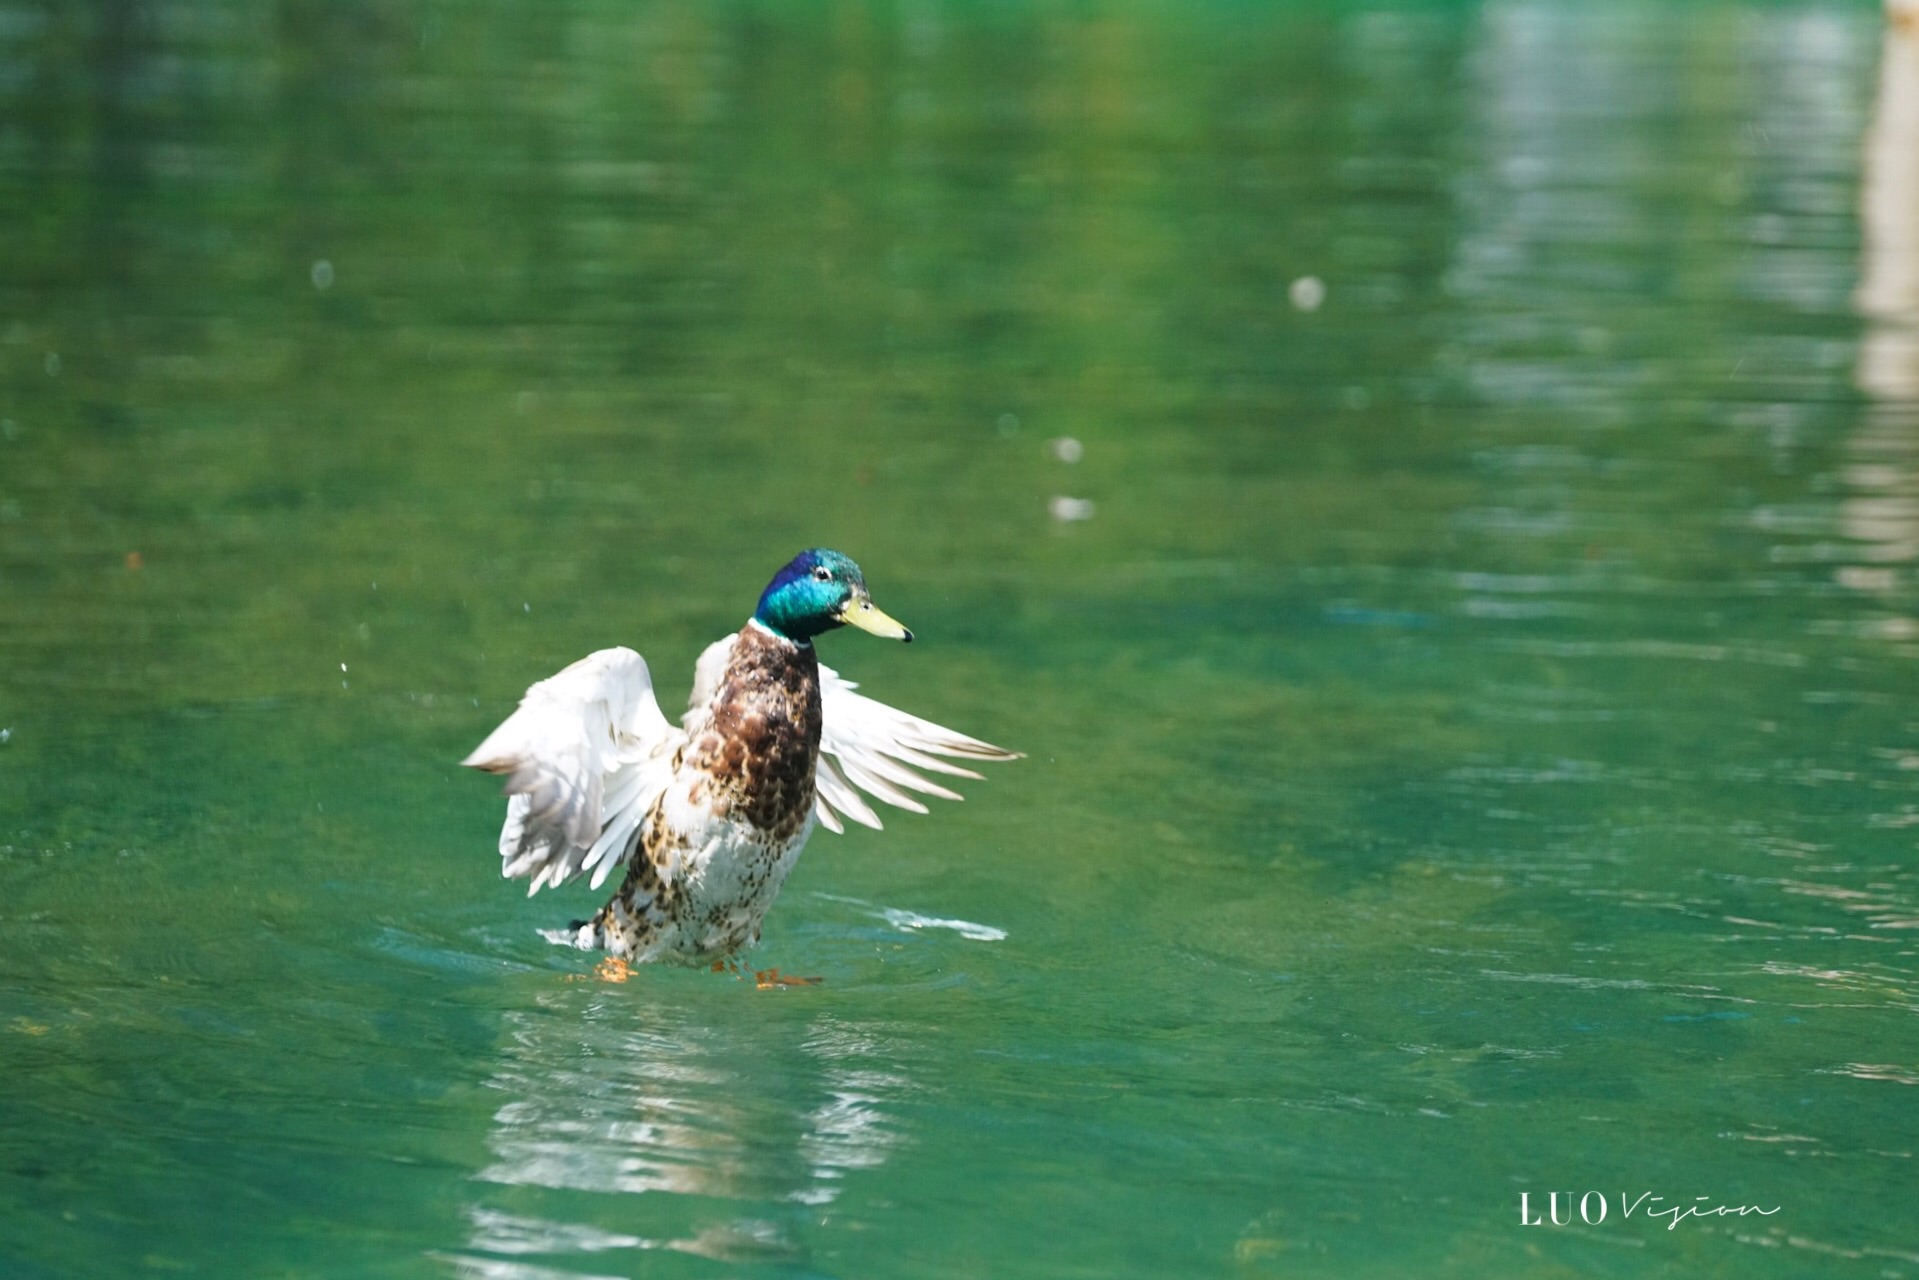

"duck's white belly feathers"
[552,774,823,963]
[637,775,820,962]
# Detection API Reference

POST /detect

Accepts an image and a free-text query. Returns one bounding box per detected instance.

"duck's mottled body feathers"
[571,624,824,960]
[684,622,822,840]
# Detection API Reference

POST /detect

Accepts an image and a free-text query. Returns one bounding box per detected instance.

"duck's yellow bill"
[840,597,914,642]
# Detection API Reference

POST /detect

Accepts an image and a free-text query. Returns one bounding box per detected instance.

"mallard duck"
[463,549,1019,979]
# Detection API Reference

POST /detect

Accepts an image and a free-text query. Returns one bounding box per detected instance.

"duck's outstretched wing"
[463,647,683,895]
[813,663,1022,834]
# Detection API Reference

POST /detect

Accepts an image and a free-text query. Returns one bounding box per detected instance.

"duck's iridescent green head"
[753,548,914,644]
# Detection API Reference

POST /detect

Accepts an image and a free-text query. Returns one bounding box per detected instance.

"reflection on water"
[1847,14,1919,634]
[1858,12,1919,398]
[455,990,911,1274]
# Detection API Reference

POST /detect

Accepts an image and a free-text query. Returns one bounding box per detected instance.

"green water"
[5,1,1919,1275]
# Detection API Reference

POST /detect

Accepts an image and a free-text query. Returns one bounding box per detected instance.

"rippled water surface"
[5,2,1919,1276]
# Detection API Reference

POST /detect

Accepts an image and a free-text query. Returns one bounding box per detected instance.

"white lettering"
[1519,1190,1779,1230]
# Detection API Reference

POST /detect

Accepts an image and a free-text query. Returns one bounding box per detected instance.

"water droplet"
[1049,495,1096,522]
[996,412,1020,437]
[43,353,61,377]
[1288,275,1326,312]
[311,259,335,290]
[1048,436,1084,464]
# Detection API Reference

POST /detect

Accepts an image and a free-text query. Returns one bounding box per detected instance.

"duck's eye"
[812,567,832,582]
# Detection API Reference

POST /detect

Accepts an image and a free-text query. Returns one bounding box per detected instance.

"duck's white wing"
[463,647,683,895]
[813,663,1022,835]
[683,633,738,730]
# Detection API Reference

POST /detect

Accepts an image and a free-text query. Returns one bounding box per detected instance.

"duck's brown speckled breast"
[684,624,822,841]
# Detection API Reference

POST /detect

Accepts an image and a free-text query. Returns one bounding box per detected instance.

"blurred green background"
[4,1,1919,1276]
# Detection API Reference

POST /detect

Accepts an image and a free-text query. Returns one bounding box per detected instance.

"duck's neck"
[745,616,809,648]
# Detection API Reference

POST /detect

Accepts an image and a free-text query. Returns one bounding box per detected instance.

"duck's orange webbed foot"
[593,957,636,983]
[753,968,823,990]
